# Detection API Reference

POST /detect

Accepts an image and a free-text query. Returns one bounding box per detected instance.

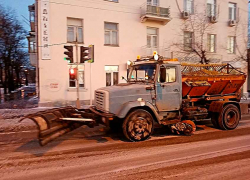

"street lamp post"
[24,69,28,86]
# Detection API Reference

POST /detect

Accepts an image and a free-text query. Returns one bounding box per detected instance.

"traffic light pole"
[75,42,81,109]
[90,63,92,105]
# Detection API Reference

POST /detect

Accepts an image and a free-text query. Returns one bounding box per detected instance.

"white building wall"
[36,0,249,106]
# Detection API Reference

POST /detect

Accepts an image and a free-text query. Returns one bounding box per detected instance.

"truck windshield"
[128,64,156,83]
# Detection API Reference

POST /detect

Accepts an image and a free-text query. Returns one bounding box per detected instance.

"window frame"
[207,0,216,17]
[147,27,159,49]
[28,37,36,53]
[184,31,194,51]
[104,22,119,46]
[227,36,236,54]
[30,11,35,23]
[228,2,237,20]
[78,69,85,88]
[67,18,84,43]
[147,0,159,6]
[207,34,216,53]
[158,65,177,83]
[67,25,83,43]
[184,0,194,14]
[105,65,119,86]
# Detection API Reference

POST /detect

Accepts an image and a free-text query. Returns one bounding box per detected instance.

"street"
[0,116,250,180]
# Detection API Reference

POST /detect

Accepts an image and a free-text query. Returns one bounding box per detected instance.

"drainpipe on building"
[35,0,40,99]
[247,49,250,97]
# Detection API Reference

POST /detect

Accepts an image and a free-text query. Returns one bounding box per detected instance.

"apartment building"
[28,0,249,106]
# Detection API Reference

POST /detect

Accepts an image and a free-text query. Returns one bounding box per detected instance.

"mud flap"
[20,107,95,146]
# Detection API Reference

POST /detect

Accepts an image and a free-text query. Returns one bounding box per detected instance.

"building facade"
[28,0,249,106]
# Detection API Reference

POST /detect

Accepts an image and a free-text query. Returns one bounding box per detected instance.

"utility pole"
[75,32,80,108]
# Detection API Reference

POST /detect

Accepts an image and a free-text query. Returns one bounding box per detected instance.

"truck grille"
[95,90,108,112]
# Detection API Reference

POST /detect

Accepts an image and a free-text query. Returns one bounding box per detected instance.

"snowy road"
[1,116,250,180]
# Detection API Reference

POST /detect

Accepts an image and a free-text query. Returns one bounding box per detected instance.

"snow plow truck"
[20,55,247,146]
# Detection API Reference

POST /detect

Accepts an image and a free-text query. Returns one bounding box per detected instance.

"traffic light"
[64,45,73,63]
[80,45,94,63]
[88,45,94,63]
[69,68,77,87]
[69,68,77,79]
[80,46,89,63]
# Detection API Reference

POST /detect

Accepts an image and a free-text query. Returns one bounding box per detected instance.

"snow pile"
[0,97,38,109]
[0,108,48,133]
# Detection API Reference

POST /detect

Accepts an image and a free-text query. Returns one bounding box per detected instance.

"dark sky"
[0,0,35,31]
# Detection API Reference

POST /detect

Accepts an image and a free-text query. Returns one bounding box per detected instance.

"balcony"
[140,3,171,25]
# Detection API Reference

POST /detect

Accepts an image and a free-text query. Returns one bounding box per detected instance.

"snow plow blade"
[20,107,96,146]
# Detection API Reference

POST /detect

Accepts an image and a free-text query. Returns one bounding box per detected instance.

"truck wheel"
[218,104,240,130]
[122,109,154,142]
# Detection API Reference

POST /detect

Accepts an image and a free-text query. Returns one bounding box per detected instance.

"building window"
[104,22,118,46]
[69,66,84,88]
[184,31,193,51]
[78,70,84,87]
[207,0,216,17]
[227,36,236,54]
[147,27,158,48]
[105,66,119,86]
[184,0,194,14]
[28,5,35,22]
[29,41,36,53]
[147,0,159,6]
[28,37,36,53]
[229,3,237,20]
[67,18,83,43]
[207,34,216,53]
[30,11,35,23]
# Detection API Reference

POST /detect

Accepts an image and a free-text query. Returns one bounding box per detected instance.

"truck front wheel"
[122,109,154,142]
[218,104,240,130]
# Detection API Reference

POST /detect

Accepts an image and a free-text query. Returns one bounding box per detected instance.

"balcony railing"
[140,4,171,25]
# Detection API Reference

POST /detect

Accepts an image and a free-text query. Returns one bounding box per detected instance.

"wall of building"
[36,0,249,106]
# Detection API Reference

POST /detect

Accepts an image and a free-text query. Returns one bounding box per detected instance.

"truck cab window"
[159,66,176,83]
[129,64,156,82]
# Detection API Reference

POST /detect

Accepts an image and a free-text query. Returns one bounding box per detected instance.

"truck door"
[156,64,182,111]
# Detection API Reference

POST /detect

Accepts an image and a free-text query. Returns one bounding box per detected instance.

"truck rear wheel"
[218,104,240,130]
[122,109,154,142]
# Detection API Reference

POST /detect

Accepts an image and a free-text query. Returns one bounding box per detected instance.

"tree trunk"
[15,68,21,88]
[4,64,8,94]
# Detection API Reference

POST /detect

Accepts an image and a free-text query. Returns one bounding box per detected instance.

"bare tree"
[229,18,249,63]
[0,5,28,94]
[170,4,219,64]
